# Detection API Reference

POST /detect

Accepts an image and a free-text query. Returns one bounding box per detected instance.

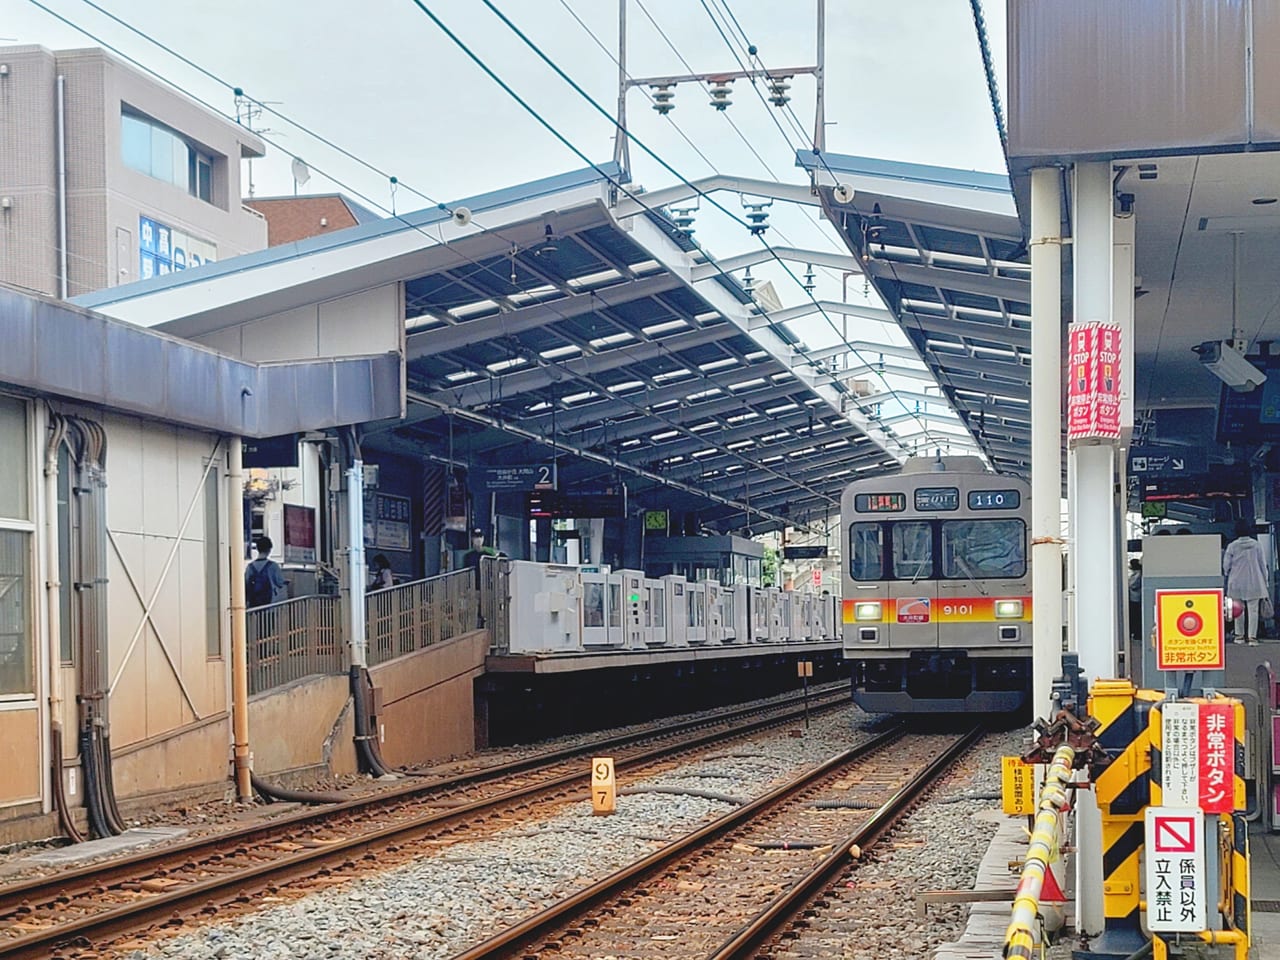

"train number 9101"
[941,603,973,617]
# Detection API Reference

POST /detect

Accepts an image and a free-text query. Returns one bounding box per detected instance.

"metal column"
[1030,166,1064,718]
[1070,159,1119,941]
[345,461,368,668]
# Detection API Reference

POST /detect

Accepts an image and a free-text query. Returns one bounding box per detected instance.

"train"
[841,455,1032,713]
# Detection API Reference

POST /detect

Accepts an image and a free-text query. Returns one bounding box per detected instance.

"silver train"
[841,456,1032,713]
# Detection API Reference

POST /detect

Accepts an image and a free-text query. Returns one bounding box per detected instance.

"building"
[0,45,267,299]
[245,194,381,246]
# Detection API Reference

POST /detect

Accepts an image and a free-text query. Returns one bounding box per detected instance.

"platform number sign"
[1144,807,1206,933]
[591,757,616,816]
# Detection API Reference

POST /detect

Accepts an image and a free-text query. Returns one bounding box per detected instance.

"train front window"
[892,522,933,580]
[940,519,1026,578]
[849,523,884,580]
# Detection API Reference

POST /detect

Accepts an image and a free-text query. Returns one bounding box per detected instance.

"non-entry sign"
[1144,807,1206,933]
[1161,701,1236,814]
[1155,589,1224,670]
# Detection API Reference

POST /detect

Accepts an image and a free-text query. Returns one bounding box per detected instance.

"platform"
[485,639,842,674]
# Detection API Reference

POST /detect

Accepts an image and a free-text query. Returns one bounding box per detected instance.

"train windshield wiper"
[954,557,989,596]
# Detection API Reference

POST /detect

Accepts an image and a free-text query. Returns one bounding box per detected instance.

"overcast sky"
[7,0,1007,447]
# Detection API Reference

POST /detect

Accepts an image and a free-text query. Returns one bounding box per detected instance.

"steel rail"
[708,724,986,959]
[0,689,849,958]
[448,724,921,960]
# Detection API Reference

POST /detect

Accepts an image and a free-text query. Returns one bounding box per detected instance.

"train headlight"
[854,601,882,621]
[994,599,1024,619]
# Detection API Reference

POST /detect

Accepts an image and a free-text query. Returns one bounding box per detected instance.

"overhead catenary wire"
[38,0,840,517]
[421,0,936,453]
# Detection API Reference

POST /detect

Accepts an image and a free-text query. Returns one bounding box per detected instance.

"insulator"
[743,266,756,295]
[708,80,734,111]
[744,203,770,237]
[651,84,676,115]
[671,206,696,237]
[766,76,791,107]
[803,263,816,295]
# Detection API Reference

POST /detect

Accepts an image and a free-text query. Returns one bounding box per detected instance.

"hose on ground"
[250,773,348,805]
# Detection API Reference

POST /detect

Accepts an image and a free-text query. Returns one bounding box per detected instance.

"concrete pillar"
[345,461,368,668]
[1029,166,1064,719]
[1070,160,1118,940]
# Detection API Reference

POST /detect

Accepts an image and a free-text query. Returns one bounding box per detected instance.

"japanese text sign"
[1144,807,1206,933]
[1155,589,1224,671]
[1067,321,1122,443]
[1001,756,1037,816]
[1160,701,1238,814]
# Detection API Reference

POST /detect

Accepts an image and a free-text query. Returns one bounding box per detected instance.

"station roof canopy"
[78,162,954,533]
[797,152,1033,477]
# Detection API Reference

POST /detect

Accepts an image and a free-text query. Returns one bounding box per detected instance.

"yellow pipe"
[1004,743,1076,959]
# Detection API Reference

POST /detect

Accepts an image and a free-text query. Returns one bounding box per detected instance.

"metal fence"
[480,556,511,655]
[366,569,478,667]
[247,595,344,695]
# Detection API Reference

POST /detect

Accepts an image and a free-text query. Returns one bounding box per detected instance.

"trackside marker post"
[591,757,616,815]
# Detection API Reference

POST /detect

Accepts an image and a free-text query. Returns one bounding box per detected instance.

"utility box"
[1139,534,1224,690]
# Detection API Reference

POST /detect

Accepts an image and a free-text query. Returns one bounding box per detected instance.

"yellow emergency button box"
[1001,756,1037,815]
[591,757,616,815]
[1154,589,1224,671]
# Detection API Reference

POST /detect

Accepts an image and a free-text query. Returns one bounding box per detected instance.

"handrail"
[246,594,344,694]
[366,568,477,667]
[1004,743,1075,960]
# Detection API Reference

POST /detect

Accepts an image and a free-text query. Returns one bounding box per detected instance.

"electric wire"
[434,0,933,453]
[32,0,897,509]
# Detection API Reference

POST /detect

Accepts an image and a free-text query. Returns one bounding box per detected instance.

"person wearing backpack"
[245,536,287,607]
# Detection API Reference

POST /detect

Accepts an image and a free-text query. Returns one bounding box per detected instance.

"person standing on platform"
[463,527,501,627]
[1127,558,1143,644]
[1224,519,1269,645]
[245,536,287,608]
[369,553,394,591]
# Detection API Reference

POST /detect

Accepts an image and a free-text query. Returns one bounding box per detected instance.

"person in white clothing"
[1223,519,1270,645]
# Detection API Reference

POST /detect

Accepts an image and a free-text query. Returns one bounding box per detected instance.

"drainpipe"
[346,458,368,668]
[227,437,252,801]
[56,74,68,300]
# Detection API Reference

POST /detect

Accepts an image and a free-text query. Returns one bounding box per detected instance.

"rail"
[366,569,477,666]
[1004,743,1075,960]
[246,595,344,695]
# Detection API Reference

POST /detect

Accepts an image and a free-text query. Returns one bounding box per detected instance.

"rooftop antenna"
[233,88,282,198]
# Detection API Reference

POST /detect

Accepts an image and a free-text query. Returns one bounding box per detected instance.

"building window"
[121,111,217,204]
[204,466,222,658]
[0,397,32,699]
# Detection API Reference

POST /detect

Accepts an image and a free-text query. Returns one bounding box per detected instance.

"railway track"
[0,688,851,959]
[451,725,983,960]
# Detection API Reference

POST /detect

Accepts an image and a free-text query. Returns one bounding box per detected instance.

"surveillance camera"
[1194,340,1268,392]
[451,206,472,227]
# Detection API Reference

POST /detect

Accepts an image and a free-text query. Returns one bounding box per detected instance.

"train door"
[606,573,624,647]
[581,571,612,647]
[885,519,939,649]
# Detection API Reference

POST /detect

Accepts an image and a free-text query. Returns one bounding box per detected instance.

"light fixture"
[994,599,1024,619]
[1252,197,1279,205]
[854,601,882,621]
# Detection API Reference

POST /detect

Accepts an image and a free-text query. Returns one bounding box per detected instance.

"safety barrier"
[247,595,344,695]
[480,556,511,655]
[1004,743,1075,960]
[366,569,477,667]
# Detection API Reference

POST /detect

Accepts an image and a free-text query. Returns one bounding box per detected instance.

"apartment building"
[0,45,267,298]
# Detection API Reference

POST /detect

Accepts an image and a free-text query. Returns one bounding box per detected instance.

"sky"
[6,0,1009,449]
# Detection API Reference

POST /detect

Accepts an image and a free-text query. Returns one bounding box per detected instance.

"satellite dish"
[291,157,311,187]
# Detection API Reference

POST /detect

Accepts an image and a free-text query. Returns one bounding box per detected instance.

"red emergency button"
[1177,608,1203,636]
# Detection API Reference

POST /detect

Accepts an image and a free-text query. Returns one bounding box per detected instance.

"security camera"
[1194,340,1268,392]
[452,206,472,227]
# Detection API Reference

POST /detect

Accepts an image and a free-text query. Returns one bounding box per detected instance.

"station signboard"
[1154,589,1224,671]
[478,464,556,492]
[1128,445,1207,478]
[1144,807,1206,933]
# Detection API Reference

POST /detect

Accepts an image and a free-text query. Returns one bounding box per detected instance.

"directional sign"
[1128,445,1207,478]
[1144,807,1206,933]
[478,464,556,492]
[1155,589,1224,671]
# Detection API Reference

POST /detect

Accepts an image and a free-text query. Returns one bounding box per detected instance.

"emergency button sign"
[1155,589,1224,671]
